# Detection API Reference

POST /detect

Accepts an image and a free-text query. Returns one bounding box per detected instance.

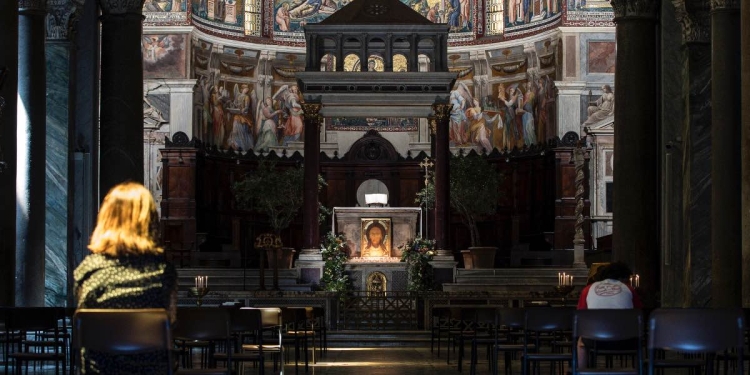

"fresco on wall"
[587,41,616,73]
[192,0,244,26]
[142,34,187,78]
[449,75,556,152]
[563,0,613,26]
[143,0,189,24]
[273,0,473,42]
[504,0,561,36]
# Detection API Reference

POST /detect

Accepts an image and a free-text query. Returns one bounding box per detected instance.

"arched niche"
[418,53,431,72]
[393,54,408,72]
[344,53,361,71]
[393,37,410,50]
[343,37,361,49]
[320,53,336,71]
[368,37,386,50]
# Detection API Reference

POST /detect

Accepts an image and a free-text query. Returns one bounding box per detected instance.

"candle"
[558,272,562,286]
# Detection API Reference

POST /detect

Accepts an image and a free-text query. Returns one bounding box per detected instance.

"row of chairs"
[432,306,747,375]
[2,305,327,375]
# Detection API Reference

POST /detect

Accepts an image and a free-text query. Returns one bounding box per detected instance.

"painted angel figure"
[449,81,473,146]
[272,84,304,145]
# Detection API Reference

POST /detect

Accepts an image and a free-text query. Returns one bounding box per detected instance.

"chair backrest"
[574,309,642,342]
[498,308,525,329]
[6,307,64,332]
[174,307,231,341]
[525,307,575,332]
[648,308,745,353]
[229,308,263,334]
[73,309,172,355]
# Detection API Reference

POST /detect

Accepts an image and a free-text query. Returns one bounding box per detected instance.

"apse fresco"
[563,0,614,26]
[142,34,187,78]
[448,75,556,152]
[192,0,245,27]
[503,0,562,38]
[273,0,474,42]
[143,0,189,24]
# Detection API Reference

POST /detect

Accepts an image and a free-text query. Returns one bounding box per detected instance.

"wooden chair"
[213,308,266,374]
[73,309,173,375]
[4,307,67,375]
[522,307,575,375]
[242,308,283,374]
[647,308,745,375]
[174,307,232,374]
[572,309,643,375]
[493,308,532,375]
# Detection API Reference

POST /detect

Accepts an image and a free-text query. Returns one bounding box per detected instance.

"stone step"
[455,268,589,277]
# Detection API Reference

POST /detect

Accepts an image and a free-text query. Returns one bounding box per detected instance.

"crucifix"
[419,158,434,185]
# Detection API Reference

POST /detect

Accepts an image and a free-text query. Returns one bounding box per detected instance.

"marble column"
[432,103,451,256]
[301,102,322,254]
[297,103,324,287]
[711,0,742,308]
[17,0,48,307]
[0,0,18,306]
[742,0,750,307]
[45,0,79,307]
[97,0,146,199]
[610,0,660,307]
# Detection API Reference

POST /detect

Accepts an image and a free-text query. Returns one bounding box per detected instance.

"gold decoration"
[301,102,323,128]
[254,233,282,249]
[431,103,451,124]
[427,117,437,135]
[393,54,408,72]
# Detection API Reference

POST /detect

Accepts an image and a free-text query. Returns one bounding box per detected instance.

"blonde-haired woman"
[74,182,177,374]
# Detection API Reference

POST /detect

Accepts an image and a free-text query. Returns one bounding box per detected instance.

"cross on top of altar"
[419,158,434,185]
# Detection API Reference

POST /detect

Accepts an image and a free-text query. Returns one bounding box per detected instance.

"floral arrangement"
[320,232,351,293]
[399,238,436,292]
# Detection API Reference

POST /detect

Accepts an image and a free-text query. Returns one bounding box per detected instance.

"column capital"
[610,0,658,20]
[301,102,323,128]
[431,103,451,123]
[19,0,47,13]
[710,0,740,11]
[97,0,145,15]
[427,117,437,135]
[672,1,711,44]
[46,0,80,41]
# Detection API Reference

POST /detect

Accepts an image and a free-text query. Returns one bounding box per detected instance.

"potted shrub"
[417,153,502,268]
[232,160,327,268]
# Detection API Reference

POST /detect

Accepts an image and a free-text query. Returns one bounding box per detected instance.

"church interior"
[1,0,750,372]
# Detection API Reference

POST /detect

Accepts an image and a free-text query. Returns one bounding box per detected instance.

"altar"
[332,207,422,292]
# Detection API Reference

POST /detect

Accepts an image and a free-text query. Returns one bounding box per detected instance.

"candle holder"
[553,285,575,305]
[188,287,210,307]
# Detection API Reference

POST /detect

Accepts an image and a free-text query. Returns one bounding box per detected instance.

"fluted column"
[741,0,750,307]
[0,0,18,306]
[610,0,660,307]
[17,0,48,307]
[97,0,146,199]
[432,103,451,255]
[711,0,742,308]
[301,102,322,253]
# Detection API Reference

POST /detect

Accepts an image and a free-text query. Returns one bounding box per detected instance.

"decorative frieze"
[610,0,659,19]
[97,0,144,15]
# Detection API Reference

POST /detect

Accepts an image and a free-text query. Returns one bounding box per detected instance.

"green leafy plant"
[399,238,436,292]
[232,160,329,234]
[320,232,351,292]
[416,154,501,247]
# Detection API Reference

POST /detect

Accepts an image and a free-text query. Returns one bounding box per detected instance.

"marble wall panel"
[45,43,69,307]
[578,32,615,82]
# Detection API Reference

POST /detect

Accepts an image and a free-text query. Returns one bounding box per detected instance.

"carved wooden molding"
[343,129,400,162]
[610,0,659,19]
[96,0,144,15]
